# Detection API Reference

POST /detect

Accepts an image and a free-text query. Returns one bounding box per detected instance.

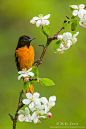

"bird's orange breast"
[15,45,34,70]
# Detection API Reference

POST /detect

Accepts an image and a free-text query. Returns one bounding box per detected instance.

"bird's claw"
[33,59,42,66]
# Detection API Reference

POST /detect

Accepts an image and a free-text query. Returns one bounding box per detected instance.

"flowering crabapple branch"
[36,23,66,67]
[9,3,86,129]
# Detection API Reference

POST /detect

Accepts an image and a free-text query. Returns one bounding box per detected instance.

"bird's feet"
[33,59,42,66]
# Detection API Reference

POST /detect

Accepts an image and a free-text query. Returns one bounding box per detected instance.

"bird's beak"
[29,37,36,41]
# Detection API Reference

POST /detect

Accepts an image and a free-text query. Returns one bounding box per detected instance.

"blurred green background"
[0,0,86,129]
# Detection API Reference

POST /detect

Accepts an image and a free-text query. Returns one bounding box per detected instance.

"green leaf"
[71,19,77,31]
[70,19,76,23]
[22,81,30,92]
[63,22,69,27]
[41,28,49,36]
[53,40,61,51]
[40,78,55,86]
[31,66,39,77]
[44,25,50,29]
[71,31,76,35]
[69,5,75,13]
[71,15,75,19]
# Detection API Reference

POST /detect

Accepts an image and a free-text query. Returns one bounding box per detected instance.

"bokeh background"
[0,0,86,129]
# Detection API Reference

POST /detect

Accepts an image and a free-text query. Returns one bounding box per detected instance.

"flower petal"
[27,68,32,73]
[33,92,40,98]
[49,101,55,106]
[57,48,63,52]
[18,110,25,114]
[32,16,40,21]
[22,99,30,105]
[43,14,50,19]
[26,93,32,99]
[45,105,49,113]
[30,20,35,24]
[79,20,82,26]
[72,38,77,43]
[31,111,37,120]
[28,72,34,77]
[18,74,23,80]
[49,96,56,102]
[58,35,63,40]
[71,5,78,9]
[78,9,85,19]
[38,116,46,119]
[18,114,25,122]
[60,43,64,49]
[30,107,36,112]
[63,32,72,41]
[73,32,79,38]
[82,23,86,28]
[79,4,85,9]
[29,102,35,109]
[40,110,45,115]
[36,20,41,27]
[73,10,78,16]
[26,114,32,122]
[66,40,72,48]
[18,71,24,74]
[41,97,48,104]
[34,98,40,105]
[43,20,50,25]
[25,107,29,114]
[33,117,38,124]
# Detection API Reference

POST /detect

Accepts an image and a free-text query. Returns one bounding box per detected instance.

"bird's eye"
[24,38,27,40]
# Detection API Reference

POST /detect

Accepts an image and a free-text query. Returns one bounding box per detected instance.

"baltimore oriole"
[15,35,35,93]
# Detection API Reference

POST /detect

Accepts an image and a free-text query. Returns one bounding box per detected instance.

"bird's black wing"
[15,50,20,71]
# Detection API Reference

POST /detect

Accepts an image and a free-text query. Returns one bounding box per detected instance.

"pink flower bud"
[82,23,86,29]
[47,112,52,118]
[30,20,35,24]
[40,21,45,26]
[24,78,29,82]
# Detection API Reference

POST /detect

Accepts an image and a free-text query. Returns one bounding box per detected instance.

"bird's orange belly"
[15,45,34,70]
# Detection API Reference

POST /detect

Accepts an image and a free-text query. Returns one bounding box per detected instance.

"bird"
[15,35,35,93]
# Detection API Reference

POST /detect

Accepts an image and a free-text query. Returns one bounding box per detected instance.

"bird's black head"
[16,35,35,49]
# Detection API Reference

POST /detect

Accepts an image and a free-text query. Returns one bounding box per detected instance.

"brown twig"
[84,5,86,9]
[53,26,64,37]
[9,90,24,129]
[36,26,64,67]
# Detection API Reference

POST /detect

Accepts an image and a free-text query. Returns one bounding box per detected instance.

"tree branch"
[36,26,64,67]
[9,90,24,129]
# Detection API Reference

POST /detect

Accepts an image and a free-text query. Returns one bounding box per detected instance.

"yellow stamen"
[30,98,33,101]
[38,14,43,18]
[78,7,80,10]
[38,119,41,123]
[22,68,27,73]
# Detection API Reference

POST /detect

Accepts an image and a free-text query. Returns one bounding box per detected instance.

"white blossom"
[31,112,46,124]
[62,32,72,41]
[41,96,56,113]
[30,14,50,27]
[22,92,40,109]
[78,9,86,28]
[18,107,32,122]
[18,68,34,80]
[18,92,56,124]
[56,32,79,54]
[58,35,63,40]
[71,4,85,16]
